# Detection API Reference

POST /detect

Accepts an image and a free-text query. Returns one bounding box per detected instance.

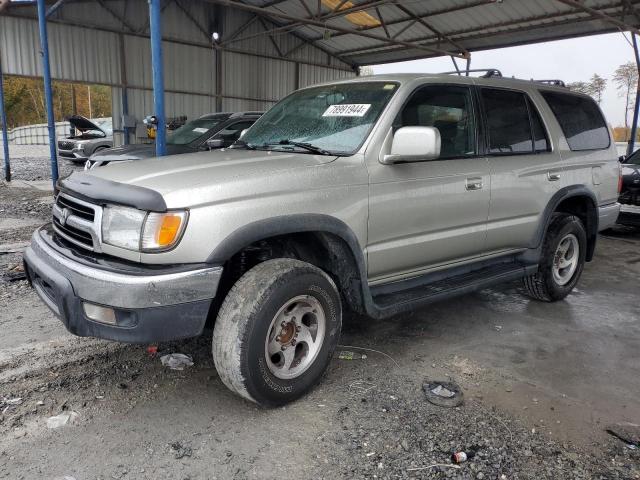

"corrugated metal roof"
[226,0,640,65]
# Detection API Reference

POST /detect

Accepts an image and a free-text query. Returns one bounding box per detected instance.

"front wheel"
[212,259,342,406]
[523,213,587,302]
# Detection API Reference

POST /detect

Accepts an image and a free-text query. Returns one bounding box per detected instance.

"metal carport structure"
[1,0,640,187]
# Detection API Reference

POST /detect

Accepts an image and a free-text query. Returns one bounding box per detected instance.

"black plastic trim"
[58,172,167,212]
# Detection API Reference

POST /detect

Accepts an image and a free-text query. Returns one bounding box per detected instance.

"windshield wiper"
[264,140,332,155]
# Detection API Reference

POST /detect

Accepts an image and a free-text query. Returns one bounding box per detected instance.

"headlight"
[102,206,188,252]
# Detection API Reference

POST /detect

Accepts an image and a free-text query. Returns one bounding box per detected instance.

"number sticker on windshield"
[193,127,208,133]
[323,104,371,117]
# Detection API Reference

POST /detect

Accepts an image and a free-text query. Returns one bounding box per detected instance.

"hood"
[86,148,338,207]
[68,115,105,135]
[91,143,192,161]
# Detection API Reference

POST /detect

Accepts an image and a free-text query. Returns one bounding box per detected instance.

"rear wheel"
[523,214,587,302]
[212,258,341,406]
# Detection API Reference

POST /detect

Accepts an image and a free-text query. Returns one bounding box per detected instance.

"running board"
[370,263,537,318]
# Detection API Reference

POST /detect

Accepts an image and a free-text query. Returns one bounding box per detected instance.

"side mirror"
[206,138,224,150]
[619,155,626,163]
[381,126,441,164]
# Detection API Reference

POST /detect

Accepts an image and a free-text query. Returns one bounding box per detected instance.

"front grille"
[58,141,74,150]
[52,193,99,251]
[56,195,95,222]
[53,217,93,247]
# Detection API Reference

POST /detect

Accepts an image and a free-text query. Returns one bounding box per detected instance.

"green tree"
[613,61,639,130]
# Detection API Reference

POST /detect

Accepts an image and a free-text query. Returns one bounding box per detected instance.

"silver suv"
[24,73,621,406]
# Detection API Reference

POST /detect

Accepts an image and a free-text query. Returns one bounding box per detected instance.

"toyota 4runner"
[24,73,621,406]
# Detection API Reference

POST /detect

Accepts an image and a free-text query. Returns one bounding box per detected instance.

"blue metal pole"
[36,0,59,187]
[0,59,10,182]
[148,0,166,157]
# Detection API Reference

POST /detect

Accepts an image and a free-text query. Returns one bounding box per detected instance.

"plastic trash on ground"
[160,353,194,370]
[47,411,79,429]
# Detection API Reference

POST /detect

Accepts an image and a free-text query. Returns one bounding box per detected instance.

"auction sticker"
[323,104,371,117]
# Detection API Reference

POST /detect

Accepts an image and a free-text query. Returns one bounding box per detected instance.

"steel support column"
[627,33,640,157]
[36,0,59,187]
[0,56,10,182]
[148,0,166,157]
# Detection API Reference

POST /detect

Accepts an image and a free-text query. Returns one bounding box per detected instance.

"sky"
[371,33,636,128]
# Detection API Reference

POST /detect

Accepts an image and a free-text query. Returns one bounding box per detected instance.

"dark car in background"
[86,111,262,169]
[57,115,113,163]
[618,150,640,227]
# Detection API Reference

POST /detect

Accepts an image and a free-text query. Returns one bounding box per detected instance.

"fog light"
[83,302,117,325]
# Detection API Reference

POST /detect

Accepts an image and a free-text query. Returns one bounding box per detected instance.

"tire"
[212,258,342,407]
[523,213,587,302]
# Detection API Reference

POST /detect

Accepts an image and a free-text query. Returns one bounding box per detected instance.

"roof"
[215,0,640,66]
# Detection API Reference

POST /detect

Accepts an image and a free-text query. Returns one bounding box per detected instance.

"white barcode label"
[323,104,371,117]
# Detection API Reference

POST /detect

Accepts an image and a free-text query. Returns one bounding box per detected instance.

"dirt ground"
[1,158,639,479]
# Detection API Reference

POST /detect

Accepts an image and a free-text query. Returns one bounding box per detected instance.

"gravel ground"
[2,143,80,181]
[0,152,639,479]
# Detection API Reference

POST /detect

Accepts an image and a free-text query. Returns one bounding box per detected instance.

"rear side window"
[540,91,610,151]
[481,88,550,155]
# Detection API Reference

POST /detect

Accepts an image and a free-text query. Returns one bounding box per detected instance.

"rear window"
[540,91,610,151]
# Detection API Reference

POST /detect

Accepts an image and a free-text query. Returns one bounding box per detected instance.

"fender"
[206,214,366,265]
[529,185,599,261]
[206,214,377,315]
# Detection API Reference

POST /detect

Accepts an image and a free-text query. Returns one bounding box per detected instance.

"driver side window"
[395,85,477,159]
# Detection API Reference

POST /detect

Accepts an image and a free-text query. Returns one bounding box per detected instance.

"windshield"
[167,116,226,145]
[240,82,399,154]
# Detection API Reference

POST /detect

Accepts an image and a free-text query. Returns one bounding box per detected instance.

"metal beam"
[556,0,640,34]
[222,0,396,46]
[258,16,284,57]
[45,0,67,17]
[340,4,631,57]
[36,0,58,188]
[148,0,166,157]
[0,54,10,182]
[393,3,470,57]
[174,0,211,42]
[375,6,390,39]
[206,0,466,58]
[95,0,137,32]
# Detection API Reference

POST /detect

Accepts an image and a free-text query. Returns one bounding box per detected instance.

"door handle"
[465,177,483,190]
[547,172,561,181]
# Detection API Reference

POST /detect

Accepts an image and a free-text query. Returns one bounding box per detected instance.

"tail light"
[618,164,623,194]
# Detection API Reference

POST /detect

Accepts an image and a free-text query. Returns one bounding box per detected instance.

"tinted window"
[482,89,533,154]
[529,99,550,152]
[395,85,476,159]
[541,91,610,151]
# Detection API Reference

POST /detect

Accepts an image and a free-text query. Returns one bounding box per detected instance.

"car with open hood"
[57,115,113,163]
[85,111,262,169]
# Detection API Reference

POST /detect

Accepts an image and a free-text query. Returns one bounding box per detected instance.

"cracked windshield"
[240,82,398,154]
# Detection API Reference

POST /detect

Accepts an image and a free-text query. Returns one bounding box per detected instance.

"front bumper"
[58,148,88,161]
[617,203,640,227]
[23,226,222,343]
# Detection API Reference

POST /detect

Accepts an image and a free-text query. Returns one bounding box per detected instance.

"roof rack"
[440,68,503,78]
[532,79,567,87]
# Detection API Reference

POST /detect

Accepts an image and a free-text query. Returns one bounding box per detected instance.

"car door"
[367,83,491,283]
[479,87,562,253]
